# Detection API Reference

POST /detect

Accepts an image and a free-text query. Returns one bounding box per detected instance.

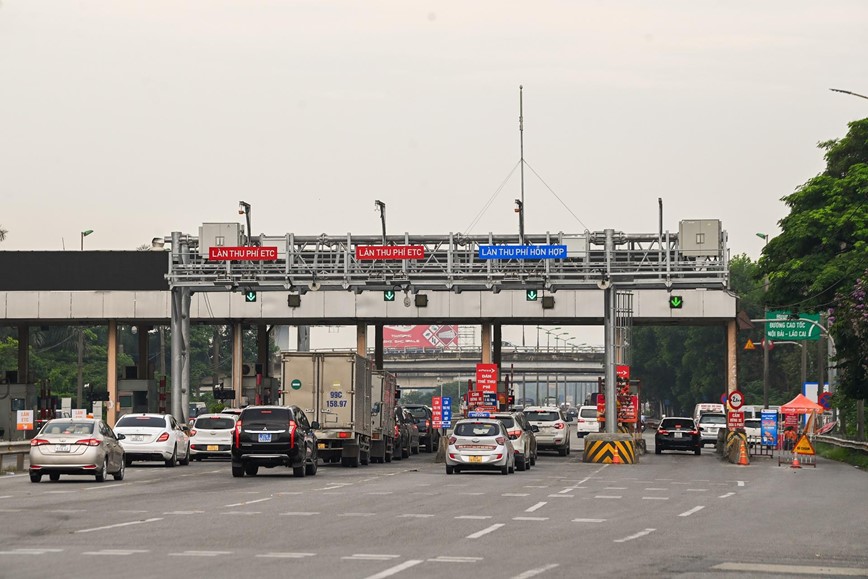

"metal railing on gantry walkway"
[165,228,729,293]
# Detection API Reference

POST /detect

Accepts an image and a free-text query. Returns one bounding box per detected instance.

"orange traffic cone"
[737,440,749,466]
[790,454,801,469]
[612,446,622,464]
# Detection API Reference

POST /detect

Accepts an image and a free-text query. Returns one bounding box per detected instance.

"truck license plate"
[258,433,272,443]
[317,443,326,449]
[469,456,482,463]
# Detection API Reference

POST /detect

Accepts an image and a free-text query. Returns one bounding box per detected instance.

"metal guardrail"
[0,441,30,472]
[815,434,868,452]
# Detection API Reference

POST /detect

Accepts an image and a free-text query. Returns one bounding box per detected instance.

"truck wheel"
[385,451,392,463]
[341,457,352,467]
[402,445,410,459]
[360,452,369,466]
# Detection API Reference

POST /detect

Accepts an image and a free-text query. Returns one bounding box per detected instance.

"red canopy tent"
[780,394,825,414]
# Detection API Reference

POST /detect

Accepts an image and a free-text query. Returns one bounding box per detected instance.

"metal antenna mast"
[518,85,526,244]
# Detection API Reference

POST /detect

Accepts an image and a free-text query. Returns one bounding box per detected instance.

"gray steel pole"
[604,284,617,433]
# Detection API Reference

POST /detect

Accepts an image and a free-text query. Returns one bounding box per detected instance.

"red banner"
[355,245,425,260]
[475,364,498,393]
[208,246,278,261]
[383,325,459,350]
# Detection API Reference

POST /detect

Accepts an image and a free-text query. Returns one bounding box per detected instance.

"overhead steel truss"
[165,228,729,292]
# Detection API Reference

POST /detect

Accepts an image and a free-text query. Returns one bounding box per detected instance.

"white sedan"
[445,418,515,475]
[114,413,191,467]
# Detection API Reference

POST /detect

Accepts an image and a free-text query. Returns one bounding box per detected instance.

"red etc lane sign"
[355,245,425,260]
[476,363,498,393]
[209,246,278,261]
[616,365,630,380]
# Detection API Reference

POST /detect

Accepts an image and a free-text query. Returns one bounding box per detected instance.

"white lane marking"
[399,514,435,518]
[224,497,272,508]
[525,502,547,513]
[0,548,64,555]
[595,495,622,499]
[343,554,401,561]
[45,490,75,494]
[363,560,424,579]
[513,517,549,521]
[367,491,394,495]
[318,486,345,491]
[455,515,492,520]
[257,552,316,558]
[644,488,667,491]
[0,495,12,499]
[164,510,204,515]
[277,491,303,495]
[642,497,669,500]
[466,523,505,539]
[502,493,529,497]
[511,563,560,578]
[719,492,735,499]
[737,480,745,487]
[572,518,606,523]
[83,549,150,556]
[460,492,486,496]
[547,494,573,498]
[523,485,549,488]
[557,488,574,494]
[614,528,656,543]
[339,513,377,517]
[280,512,319,516]
[671,481,690,485]
[713,563,868,576]
[428,556,484,563]
[170,551,232,557]
[76,517,163,534]
[678,506,705,517]
[49,509,85,513]
[85,483,130,491]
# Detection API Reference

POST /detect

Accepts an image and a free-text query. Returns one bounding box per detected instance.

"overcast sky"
[2,1,866,348]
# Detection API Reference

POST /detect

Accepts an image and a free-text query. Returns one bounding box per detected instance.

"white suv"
[490,412,538,471]
[575,406,600,438]
[697,412,726,447]
[523,406,572,456]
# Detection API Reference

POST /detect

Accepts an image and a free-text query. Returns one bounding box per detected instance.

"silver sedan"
[29,418,126,483]
[445,418,515,475]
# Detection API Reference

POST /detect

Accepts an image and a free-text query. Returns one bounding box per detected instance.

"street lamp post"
[80,229,94,250]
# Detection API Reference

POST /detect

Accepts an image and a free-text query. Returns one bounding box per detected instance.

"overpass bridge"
[0,220,738,427]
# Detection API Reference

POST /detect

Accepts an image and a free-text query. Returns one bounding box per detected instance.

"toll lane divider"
[583,439,636,464]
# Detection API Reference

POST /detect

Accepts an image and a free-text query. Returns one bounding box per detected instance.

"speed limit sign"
[728,390,745,410]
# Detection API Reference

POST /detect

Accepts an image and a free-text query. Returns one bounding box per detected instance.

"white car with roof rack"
[523,406,572,456]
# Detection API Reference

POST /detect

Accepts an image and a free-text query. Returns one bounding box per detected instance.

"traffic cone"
[612,446,622,464]
[790,454,801,469]
[737,440,749,466]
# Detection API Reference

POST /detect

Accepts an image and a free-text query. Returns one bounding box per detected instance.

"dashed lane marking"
[343,554,401,561]
[429,556,483,563]
[512,517,549,521]
[547,494,573,498]
[224,497,272,508]
[525,502,547,513]
[256,553,316,559]
[557,488,574,494]
[277,492,303,495]
[642,497,669,500]
[76,517,163,534]
[466,523,505,539]
[719,492,735,499]
[511,563,560,578]
[0,495,12,499]
[460,492,486,496]
[363,560,424,579]
[280,512,320,516]
[170,551,232,557]
[737,480,745,487]
[594,495,622,499]
[572,518,606,523]
[455,515,492,520]
[367,491,394,495]
[502,493,529,497]
[614,528,656,543]
[678,506,705,517]
[0,509,22,512]
[0,548,64,555]
[83,549,150,556]
[712,563,868,576]
[399,514,435,518]
[339,513,377,517]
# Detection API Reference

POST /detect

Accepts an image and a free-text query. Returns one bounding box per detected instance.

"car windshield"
[700,415,726,425]
[580,408,597,419]
[491,416,515,428]
[660,418,694,430]
[242,408,290,428]
[44,422,94,435]
[525,411,560,421]
[405,407,428,419]
[194,417,235,430]
[454,422,499,437]
[116,416,166,428]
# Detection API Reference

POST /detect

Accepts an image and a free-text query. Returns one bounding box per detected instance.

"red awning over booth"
[780,394,825,414]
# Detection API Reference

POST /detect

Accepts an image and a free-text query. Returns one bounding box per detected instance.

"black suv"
[231,405,319,477]
[403,404,440,452]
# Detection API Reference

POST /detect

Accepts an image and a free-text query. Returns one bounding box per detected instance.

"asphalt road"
[1,436,866,579]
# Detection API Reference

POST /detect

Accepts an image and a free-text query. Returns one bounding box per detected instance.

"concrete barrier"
[583,433,636,464]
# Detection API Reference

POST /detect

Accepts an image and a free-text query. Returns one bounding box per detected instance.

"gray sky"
[2,0,867,258]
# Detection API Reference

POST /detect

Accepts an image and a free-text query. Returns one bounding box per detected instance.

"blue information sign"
[468,411,490,418]
[478,244,567,260]
[760,411,778,447]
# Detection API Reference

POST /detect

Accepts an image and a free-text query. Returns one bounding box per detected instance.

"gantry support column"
[138,325,151,379]
[231,322,243,408]
[107,320,118,426]
[257,324,268,404]
[481,324,492,364]
[373,325,383,370]
[358,325,369,359]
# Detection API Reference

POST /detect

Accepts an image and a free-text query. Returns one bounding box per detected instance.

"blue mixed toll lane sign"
[478,244,567,260]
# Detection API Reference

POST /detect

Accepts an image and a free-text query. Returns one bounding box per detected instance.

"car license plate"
[55,445,70,452]
[258,433,272,443]
[132,435,144,442]
[469,456,482,463]
[317,443,326,449]
[206,445,219,451]
[674,432,682,439]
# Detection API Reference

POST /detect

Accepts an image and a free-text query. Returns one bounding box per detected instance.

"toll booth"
[116,378,161,419]
[0,383,37,441]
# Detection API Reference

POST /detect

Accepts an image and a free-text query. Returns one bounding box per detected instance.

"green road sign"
[669,295,683,309]
[290,379,302,390]
[384,290,396,302]
[765,311,821,341]
[244,291,257,303]
[526,289,538,301]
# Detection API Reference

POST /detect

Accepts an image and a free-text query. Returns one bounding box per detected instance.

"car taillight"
[190,429,198,437]
[288,420,297,448]
[554,422,565,430]
[689,430,699,435]
[658,429,669,435]
[426,419,431,428]
[578,418,586,423]
[508,430,521,440]
[30,438,50,446]
[156,432,170,442]
[75,438,101,447]
[495,436,505,445]
[394,424,401,436]
[448,436,456,445]
[234,420,242,447]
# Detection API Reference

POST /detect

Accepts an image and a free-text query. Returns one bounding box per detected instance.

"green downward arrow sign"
[526,290,538,301]
[384,290,395,302]
[669,295,683,309]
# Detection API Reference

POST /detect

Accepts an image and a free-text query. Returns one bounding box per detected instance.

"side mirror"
[116,433,126,440]
[531,425,540,433]
[311,421,321,430]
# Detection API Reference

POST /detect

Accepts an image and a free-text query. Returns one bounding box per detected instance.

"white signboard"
[16,410,34,431]
[72,409,87,419]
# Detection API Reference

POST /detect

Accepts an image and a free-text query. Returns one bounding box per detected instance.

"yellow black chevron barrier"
[583,437,636,464]
[725,430,748,464]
